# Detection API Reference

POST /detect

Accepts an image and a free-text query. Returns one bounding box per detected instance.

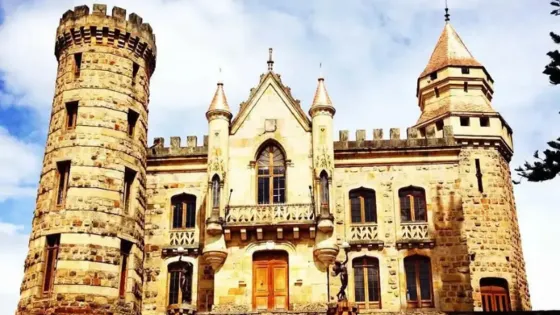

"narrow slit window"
[475,159,484,193]
[74,53,82,78]
[65,101,78,131]
[461,67,470,74]
[56,161,71,206]
[460,117,470,127]
[212,175,220,209]
[434,87,440,98]
[42,234,60,295]
[132,62,139,85]
[464,82,468,92]
[430,72,437,80]
[435,120,444,131]
[123,168,136,215]
[119,240,132,298]
[320,171,329,210]
[480,117,490,127]
[127,110,139,137]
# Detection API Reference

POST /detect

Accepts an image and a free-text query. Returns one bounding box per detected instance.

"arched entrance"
[253,250,289,311]
[481,278,511,312]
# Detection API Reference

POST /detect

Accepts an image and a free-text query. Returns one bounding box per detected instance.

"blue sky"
[0,0,559,311]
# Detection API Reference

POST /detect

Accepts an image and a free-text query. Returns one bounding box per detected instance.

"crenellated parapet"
[149,136,209,158]
[334,125,456,151]
[55,4,156,75]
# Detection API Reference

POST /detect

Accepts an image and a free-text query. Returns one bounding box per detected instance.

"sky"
[0,0,559,311]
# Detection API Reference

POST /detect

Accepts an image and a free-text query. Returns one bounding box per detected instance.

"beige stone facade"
[16,4,530,315]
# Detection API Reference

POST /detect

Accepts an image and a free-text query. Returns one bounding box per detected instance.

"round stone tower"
[16,4,156,315]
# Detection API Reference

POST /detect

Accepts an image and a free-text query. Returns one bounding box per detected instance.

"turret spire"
[267,48,274,72]
[309,64,335,116]
[419,21,482,78]
[444,0,450,22]
[207,71,231,116]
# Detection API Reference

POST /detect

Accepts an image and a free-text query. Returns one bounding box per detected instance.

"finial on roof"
[444,0,450,22]
[218,67,223,85]
[267,48,274,72]
[319,62,324,80]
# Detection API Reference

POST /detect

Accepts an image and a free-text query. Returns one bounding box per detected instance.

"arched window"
[481,278,511,312]
[399,186,427,222]
[256,144,286,204]
[320,171,329,208]
[349,188,377,223]
[404,255,433,308]
[168,261,193,305]
[352,257,381,309]
[171,194,196,229]
[211,175,220,209]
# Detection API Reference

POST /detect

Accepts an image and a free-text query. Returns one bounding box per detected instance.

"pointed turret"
[419,22,483,78]
[206,81,232,120]
[309,74,335,117]
[414,12,513,157]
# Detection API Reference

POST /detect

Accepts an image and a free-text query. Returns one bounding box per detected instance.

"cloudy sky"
[0,0,559,311]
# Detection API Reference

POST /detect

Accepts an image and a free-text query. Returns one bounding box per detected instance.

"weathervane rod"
[444,0,450,22]
[267,48,274,72]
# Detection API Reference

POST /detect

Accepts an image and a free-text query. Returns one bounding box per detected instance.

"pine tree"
[514,1,560,183]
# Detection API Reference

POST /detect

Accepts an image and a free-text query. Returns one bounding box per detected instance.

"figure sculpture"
[178,255,192,303]
[331,248,349,301]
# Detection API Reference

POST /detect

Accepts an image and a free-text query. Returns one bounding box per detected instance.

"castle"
[15,4,531,315]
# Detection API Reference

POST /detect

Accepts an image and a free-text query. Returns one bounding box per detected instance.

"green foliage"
[514,2,560,183]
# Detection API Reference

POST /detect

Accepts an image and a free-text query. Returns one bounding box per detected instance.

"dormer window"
[430,72,437,80]
[480,117,490,127]
[460,117,470,127]
[461,67,470,74]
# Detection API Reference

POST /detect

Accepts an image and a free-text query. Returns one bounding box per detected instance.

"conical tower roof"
[309,76,335,116]
[420,22,482,78]
[207,81,231,114]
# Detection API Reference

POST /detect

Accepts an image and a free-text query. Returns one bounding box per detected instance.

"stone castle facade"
[16,4,531,315]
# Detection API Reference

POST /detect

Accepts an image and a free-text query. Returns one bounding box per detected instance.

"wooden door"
[253,251,288,311]
[481,285,511,312]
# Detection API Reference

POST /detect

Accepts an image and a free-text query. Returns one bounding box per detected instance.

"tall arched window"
[353,257,381,309]
[211,175,220,209]
[168,261,193,305]
[320,171,329,209]
[171,194,196,229]
[399,186,427,222]
[349,188,377,223]
[404,255,433,308]
[481,278,511,312]
[257,144,286,204]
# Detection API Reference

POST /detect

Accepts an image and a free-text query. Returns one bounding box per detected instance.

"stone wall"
[16,4,156,315]
[458,147,531,311]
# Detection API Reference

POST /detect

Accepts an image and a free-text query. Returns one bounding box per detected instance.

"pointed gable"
[230,72,311,134]
[420,22,482,78]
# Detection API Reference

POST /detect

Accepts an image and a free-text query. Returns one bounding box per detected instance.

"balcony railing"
[225,203,315,227]
[349,223,379,242]
[400,222,429,239]
[170,229,196,247]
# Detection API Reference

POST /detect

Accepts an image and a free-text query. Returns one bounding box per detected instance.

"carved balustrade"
[169,229,196,247]
[397,222,435,249]
[347,223,383,249]
[224,203,316,241]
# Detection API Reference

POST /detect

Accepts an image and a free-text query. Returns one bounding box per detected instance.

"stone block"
[187,136,197,147]
[356,129,366,142]
[373,128,383,140]
[339,130,348,141]
[92,4,107,16]
[390,128,400,139]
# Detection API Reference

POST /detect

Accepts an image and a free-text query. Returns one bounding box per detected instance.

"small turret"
[206,75,232,121]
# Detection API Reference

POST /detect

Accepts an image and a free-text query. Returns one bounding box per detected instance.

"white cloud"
[0,0,559,311]
[0,127,42,201]
[0,221,28,311]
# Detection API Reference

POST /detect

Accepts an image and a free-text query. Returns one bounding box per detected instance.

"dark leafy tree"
[514,1,560,183]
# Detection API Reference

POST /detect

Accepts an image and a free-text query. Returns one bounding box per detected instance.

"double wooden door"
[253,251,288,311]
[481,285,511,312]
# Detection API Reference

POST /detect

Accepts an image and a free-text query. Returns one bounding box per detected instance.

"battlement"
[148,135,209,158]
[334,126,457,151]
[55,4,156,74]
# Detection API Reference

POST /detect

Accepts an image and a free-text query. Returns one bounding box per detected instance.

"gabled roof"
[230,71,312,134]
[420,22,482,78]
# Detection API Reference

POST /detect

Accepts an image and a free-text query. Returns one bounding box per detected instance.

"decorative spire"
[207,71,231,115]
[419,22,482,78]
[311,70,333,108]
[319,62,323,79]
[267,48,274,72]
[444,0,450,22]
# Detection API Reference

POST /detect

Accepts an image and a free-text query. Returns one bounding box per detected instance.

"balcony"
[224,203,316,241]
[396,222,435,249]
[348,223,383,249]
[162,229,199,256]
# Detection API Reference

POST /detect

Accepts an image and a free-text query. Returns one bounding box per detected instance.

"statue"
[331,247,349,302]
[178,255,192,303]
